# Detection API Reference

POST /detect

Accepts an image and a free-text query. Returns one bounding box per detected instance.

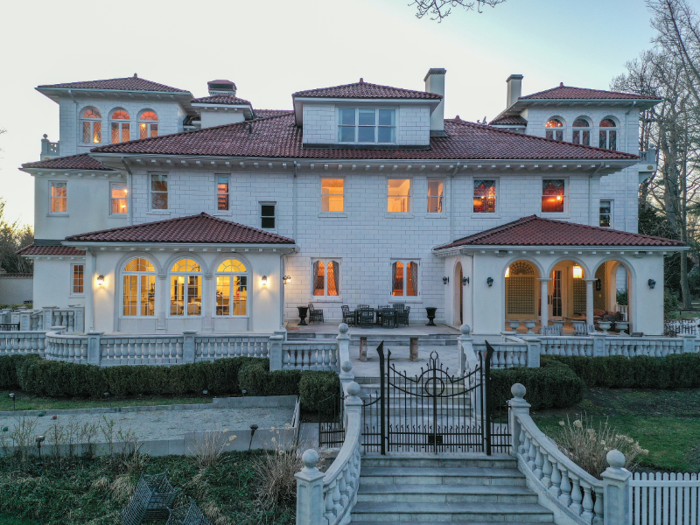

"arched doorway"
[454,261,463,326]
[594,260,632,330]
[505,261,539,327]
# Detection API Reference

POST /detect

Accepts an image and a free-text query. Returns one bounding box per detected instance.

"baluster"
[330,345,338,370]
[549,460,562,498]
[527,439,537,471]
[324,480,336,522]
[518,427,527,456]
[115,339,123,364]
[282,348,290,370]
[570,475,583,515]
[505,350,513,368]
[593,486,604,524]
[581,483,594,523]
[541,451,552,488]
[338,468,348,508]
[332,477,342,518]
[534,447,544,480]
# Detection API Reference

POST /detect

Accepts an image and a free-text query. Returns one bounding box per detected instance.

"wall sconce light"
[462,276,469,285]
[261,275,268,286]
[572,265,583,279]
[283,275,291,284]
[442,276,449,285]
[487,277,494,287]
[648,278,656,289]
[96,275,105,286]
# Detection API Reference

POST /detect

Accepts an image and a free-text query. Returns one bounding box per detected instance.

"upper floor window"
[322,179,344,212]
[122,258,156,317]
[71,264,84,295]
[170,259,202,317]
[313,260,340,297]
[50,181,67,214]
[572,118,590,146]
[388,179,411,213]
[599,118,617,150]
[392,260,418,297]
[473,180,497,213]
[545,118,564,141]
[427,180,444,213]
[111,109,130,143]
[217,176,229,211]
[600,200,612,227]
[215,259,248,316]
[139,111,159,139]
[542,179,565,213]
[338,108,396,144]
[81,108,102,144]
[150,174,168,210]
[260,203,276,229]
[111,182,128,214]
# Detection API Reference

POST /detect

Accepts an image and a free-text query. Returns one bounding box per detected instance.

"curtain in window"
[392,262,403,296]
[407,262,418,296]
[327,261,339,296]
[313,261,325,296]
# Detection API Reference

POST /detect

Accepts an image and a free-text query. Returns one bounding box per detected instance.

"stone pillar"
[18,311,31,331]
[680,333,696,354]
[72,306,85,333]
[183,330,197,363]
[538,278,550,329]
[87,332,104,366]
[525,337,541,368]
[458,324,476,375]
[601,450,632,525]
[269,334,284,371]
[295,449,326,525]
[585,278,595,329]
[202,275,213,333]
[508,383,531,457]
[43,307,57,331]
[156,274,167,333]
[592,333,606,357]
[409,337,419,361]
[359,337,367,362]
[84,249,96,332]
[337,323,351,364]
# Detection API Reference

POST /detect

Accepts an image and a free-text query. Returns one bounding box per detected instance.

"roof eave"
[433,244,686,255]
[63,240,297,251]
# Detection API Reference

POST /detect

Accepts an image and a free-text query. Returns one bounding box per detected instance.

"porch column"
[156,274,167,333]
[202,274,213,333]
[585,278,595,327]
[85,249,95,332]
[538,278,550,329]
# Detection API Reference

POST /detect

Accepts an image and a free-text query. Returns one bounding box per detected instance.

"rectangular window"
[111,122,130,144]
[82,121,101,143]
[392,260,418,297]
[322,179,344,212]
[338,108,396,144]
[122,275,155,316]
[388,179,411,213]
[600,200,612,228]
[150,174,168,210]
[260,203,275,229]
[170,275,202,316]
[473,180,497,213]
[313,260,340,297]
[217,176,229,211]
[50,182,67,213]
[542,179,565,213]
[427,180,444,213]
[71,264,84,295]
[111,183,128,214]
[216,275,247,316]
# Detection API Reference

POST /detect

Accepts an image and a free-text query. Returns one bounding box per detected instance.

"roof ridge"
[38,76,190,93]
[450,215,537,245]
[293,80,441,98]
[527,214,681,243]
[520,84,657,100]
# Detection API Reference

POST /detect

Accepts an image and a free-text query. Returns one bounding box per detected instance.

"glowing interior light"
[505,267,510,278]
[573,265,583,279]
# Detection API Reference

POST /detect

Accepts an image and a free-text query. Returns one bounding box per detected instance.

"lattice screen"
[573,279,587,316]
[506,261,536,315]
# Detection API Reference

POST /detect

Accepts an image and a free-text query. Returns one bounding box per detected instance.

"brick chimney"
[424,68,446,137]
[506,74,523,108]
[207,79,237,96]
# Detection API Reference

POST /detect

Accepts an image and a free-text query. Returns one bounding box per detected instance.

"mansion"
[18,70,683,336]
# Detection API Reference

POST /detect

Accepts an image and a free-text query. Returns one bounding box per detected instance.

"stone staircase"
[351,454,554,524]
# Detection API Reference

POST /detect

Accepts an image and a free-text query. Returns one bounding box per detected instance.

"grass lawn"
[0,391,213,412]
[531,387,700,472]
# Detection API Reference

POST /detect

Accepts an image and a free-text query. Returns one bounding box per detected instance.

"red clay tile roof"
[254,109,293,118]
[293,80,442,100]
[436,215,684,250]
[64,213,295,244]
[22,154,110,171]
[191,95,253,106]
[17,244,86,256]
[37,77,189,93]
[489,115,528,126]
[520,85,658,101]
[90,115,638,161]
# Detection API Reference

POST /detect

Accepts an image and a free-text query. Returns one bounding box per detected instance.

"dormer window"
[338,108,396,144]
[545,118,564,141]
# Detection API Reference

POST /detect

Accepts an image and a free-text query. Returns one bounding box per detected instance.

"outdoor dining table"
[353,307,398,328]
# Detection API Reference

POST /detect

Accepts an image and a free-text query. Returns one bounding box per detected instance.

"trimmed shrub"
[238,363,300,397]
[299,371,341,415]
[0,354,40,390]
[238,363,268,396]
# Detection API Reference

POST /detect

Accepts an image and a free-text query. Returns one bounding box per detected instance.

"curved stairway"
[351,454,554,524]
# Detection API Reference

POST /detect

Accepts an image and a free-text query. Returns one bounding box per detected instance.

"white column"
[539,278,550,329]
[85,249,95,332]
[156,274,167,333]
[202,274,213,333]
[585,279,595,328]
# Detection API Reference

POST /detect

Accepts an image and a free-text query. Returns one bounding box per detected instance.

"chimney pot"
[207,79,237,96]
[424,68,446,137]
[505,74,524,108]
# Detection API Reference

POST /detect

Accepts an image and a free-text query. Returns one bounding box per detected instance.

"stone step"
[356,483,538,504]
[361,454,517,469]
[359,466,526,486]
[350,501,554,522]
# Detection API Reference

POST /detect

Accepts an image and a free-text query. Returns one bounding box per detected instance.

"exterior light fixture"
[442,276,449,285]
[96,275,105,286]
[572,265,583,279]
[283,275,292,284]
[648,279,656,289]
[261,275,268,286]
[487,277,494,287]
[505,267,510,278]
[461,276,469,285]
[9,392,16,411]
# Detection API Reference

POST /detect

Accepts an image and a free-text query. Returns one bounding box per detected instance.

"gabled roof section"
[293,79,442,100]
[520,85,658,101]
[17,244,86,257]
[191,94,253,106]
[489,115,528,126]
[89,115,639,161]
[64,213,295,245]
[435,215,684,250]
[37,76,190,94]
[22,154,111,171]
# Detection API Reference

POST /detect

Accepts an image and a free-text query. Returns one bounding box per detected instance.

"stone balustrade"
[45,329,89,363]
[0,330,46,356]
[99,335,186,366]
[474,341,529,368]
[3,306,85,333]
[196,335,270,361]
[539,336,596,357]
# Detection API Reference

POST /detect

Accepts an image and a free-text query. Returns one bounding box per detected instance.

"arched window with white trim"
[122,258,156,317]
[110,109,130,143]
[215,259,248,316]
[572,118,590,146]
[170,259,202,317]
[81,108,102,144]
[545,118,564,141]
[599,118,617,150]
[139,110,159,139]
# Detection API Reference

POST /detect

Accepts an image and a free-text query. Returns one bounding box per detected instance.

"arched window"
[81,108,101,144]
[572,118,590,146]
[110,109,130,143]
[215,259,248,316]
[139,111,159,139]
[545,118,564,141]
[599,118,617,150]
[122,258,155,317]
[170,259,202,317]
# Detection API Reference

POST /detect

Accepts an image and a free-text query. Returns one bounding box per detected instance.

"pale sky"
[0,0,656,227]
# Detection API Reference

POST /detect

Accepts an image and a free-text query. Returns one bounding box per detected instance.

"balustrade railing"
[0,331,46,356]
[45,332,89,363]
[195,335,270,360]
[474,341,528,368]
[282,341,338,371]
[539,336,595,357]
[0,306,84,333]
[100,336,185,366]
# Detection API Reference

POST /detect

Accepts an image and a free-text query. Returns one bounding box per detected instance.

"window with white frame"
[600,200,612,227]
[427,180,444,213]
[111,182,128,214]
[217,176,230,211]
[322,179,344,212]
[122,258,156,317]
[170,259,202,317]
[50,181,67,214]
[139,110,158,139]
[542,179,566,213]
[110,109,130,143]
[150,174,168,210]
[338,108,396,144]
[71,264,84,295]
[260,203,275,229]
[392,260,418,297]
[545,118,565,141]
[313,260,340,297]
[215,259,248,316]
[388,179,411,213]
[81,108,102,144]
[473,180,496,213]
[599,118,617,150]
[572,118,591,146]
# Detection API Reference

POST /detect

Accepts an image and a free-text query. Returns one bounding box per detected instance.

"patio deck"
[286,321,461,338]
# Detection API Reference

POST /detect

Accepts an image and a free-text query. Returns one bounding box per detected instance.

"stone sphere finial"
[511,383,526,399]
[43,134,48,139]
[460,324,471,335]
[302,449,319,469]
[346,381,361,397]
[341,360,353,373]
[339,323,349,334]
[606,449,626,469]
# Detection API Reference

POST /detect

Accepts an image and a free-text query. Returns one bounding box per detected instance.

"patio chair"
[341,305,355,326]
[397,306,410,327]
[375,305,391,325]
[308,303,324,324]
[393,303,406,312]
[359,308,375,328]
[380,307,396,328]
[357,304,370,310]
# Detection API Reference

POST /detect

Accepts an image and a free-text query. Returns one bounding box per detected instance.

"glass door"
[550,270,562,318]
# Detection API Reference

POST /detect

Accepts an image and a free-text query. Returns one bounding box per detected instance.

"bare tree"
[411,0,506,21]
[0,198,33,274]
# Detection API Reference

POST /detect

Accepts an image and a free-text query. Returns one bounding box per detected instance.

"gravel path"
[2,407,295,443]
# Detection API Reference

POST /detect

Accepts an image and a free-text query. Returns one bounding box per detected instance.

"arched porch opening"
[593,259,632,331]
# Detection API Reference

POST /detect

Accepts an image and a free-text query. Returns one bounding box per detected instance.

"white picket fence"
[632,472,700,525]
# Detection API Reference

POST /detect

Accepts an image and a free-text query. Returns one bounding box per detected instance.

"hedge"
[237,363,301,397]
[299,371,341,415]
[552,354,700,389]
[491,359,585,411]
